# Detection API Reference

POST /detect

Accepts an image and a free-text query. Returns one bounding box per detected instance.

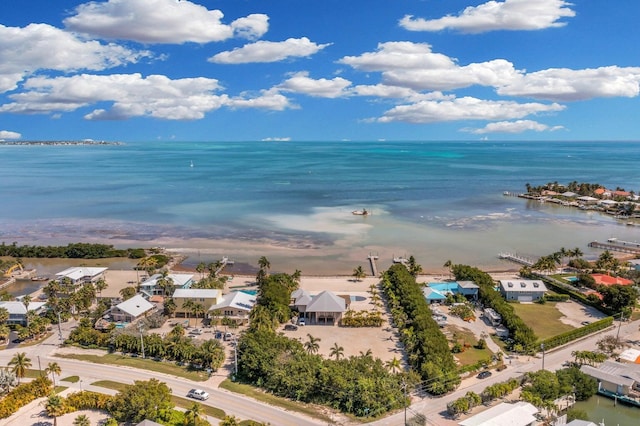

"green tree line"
[0,241,145,259]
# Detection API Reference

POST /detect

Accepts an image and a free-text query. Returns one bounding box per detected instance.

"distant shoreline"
[0,140,122,146]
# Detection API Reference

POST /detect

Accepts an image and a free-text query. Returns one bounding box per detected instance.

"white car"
[189,328,203,335]
[298,318,306,326]
[187,389,209,400]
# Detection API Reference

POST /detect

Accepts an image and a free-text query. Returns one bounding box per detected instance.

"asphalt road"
[1,317,638,426]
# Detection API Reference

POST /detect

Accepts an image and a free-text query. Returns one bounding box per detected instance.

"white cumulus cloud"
[0,130,21,139]
[464,120,565,134]
[498,66,640,101]
[0,23,151,93]
[376,96,564,124]
[64,0,268,43]
[0,73,292,119]
[209,37,331,64]
[400,0,575,33]
[278,71,352,98]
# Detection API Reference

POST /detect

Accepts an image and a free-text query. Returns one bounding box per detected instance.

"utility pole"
[57,311,63,341]
[402,378,407,426]
[138,322,145,359]
[616,312,625,342]
[541,343,545,371]
[233,334,238,375]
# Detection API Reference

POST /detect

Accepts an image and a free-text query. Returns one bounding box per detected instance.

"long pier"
[498,252,535,266]
[215,256,235,275]
[367,254,379,277]
[588,241,640,255]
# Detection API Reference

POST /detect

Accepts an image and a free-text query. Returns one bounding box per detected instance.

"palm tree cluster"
[110,325,225,370]
[531,247,584,275]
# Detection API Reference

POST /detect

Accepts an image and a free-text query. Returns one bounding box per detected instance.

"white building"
[139,273,194,296]
[55,267,107,285]
[458,402,539,426]
[209,291,257,324]
[0,301,47,326]
[110,294,155,323]
[499,280,548,302]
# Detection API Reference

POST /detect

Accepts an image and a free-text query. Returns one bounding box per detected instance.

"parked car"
[189,328,203,335]
[496,364,507,372]
[477,371,492,379]
[298,318,306,326]
[581,321,591,326]
[223,332,234,341]
[187,389,209,400]
[284,324,298,331]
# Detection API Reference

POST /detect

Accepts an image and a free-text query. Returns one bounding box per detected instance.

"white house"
[0,301,47,326]
[110,294,155,323]
[209,291,257,324]
[458,402,539,426]
[304,290,346,324]
[55,267,107,285]
[499,280,548,302]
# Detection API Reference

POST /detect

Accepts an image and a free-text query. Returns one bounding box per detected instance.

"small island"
[512,181,640,221]
[0,140,123,146]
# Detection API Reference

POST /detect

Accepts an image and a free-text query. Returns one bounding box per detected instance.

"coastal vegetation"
[0,242,145,259]
[381,264,460,394]
[235,267,411,418]
[0,376,51,419]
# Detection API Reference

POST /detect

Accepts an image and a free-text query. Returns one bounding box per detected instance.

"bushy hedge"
[0,242,143,259]
[340,310,384,327]
[0,377,51,419]
[452,264,537,351]
[540,317,614,350]
[544,293,570,302]
[381,264,460,394]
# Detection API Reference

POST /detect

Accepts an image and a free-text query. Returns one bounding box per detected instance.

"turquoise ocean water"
[2,141,640,274]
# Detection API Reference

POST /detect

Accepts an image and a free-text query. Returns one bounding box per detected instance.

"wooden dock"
[498,252,535,266]
[367,254,379,277]
[215,256,235,275]
[588,241,640,255]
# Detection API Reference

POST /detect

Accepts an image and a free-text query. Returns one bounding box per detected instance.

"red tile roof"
[591,274,633,286]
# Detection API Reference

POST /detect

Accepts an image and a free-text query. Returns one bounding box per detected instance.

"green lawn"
[219,380,334,424]
[511,302,575,340]
[445,325,493,366]
[55,353,209,381]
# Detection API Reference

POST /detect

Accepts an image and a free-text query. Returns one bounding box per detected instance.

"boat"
[352,208,369,216]
[190,160,194,168]
[31,276,48,281]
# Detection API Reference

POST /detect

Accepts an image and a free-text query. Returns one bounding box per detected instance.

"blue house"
[423,281,478,304]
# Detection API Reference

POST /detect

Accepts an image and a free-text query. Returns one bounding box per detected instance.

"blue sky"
[1,0,640,142]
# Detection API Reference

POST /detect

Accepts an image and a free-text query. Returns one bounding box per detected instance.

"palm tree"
[0,307,9,324]
[220,415,240,426]
[352,265,366,282]
[329,342,344,360]
[186,401,202,426]
[359,348,373,359]
[304,334,321,354]
[182,299,195,327]
[443,260,453,280]
[258,256,271,272]
[43,393,66,426]
[407,255,423,277]
[157,270,175,297]
[45,362,62,386]
[196,262,206,280]
[21,294,31,312]
[190,302,205,326]
[94,278,108,299]
[9,352,31,383]
[73,414,91,426]
[385,356,402,374]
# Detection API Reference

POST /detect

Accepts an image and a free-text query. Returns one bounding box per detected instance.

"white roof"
[173,288,220,299]
[619,348,640,363]
[0,301,46,315]
[458,402,538,426]
[115,294,154,317]
[139,273,193,288]
[209,291,256,312]
[499,280,547,293]
[577,196,598,201]
[56,267,107,281]
[306,291,346,313]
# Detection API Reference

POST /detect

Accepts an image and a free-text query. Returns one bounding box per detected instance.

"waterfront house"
[458,401,539,426]
[110,294,155,323]
[580,360,640,403]
[55,266,107,286]
[628,259,640,271]
[292,290,346,324]
[139,273,194,296]
[172,288,222,318]
[209,291,256,325]
[498,280,547,302]
[590,274,633,287]
[423,281,479,303]
[577,196,598,205]
[0,301,47,326]
[561,191,578,198]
